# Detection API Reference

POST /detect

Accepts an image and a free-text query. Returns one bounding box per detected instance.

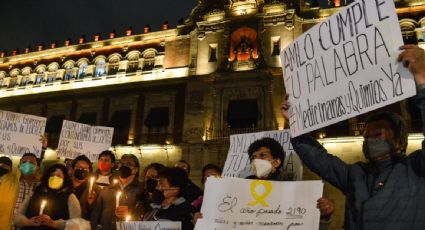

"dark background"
[0,0,197,52]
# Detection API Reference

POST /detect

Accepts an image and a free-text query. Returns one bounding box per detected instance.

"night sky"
[0,0,197,52]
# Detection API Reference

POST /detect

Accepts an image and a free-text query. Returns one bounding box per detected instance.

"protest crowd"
[0,45,422,230]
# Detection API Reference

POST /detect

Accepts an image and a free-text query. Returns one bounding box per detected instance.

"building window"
[77,63,87,79]
[20,75,31,86]
[94,61,107,77]
[127,61,139,73]
[208,44,217,62]
[271,37,281,56]
[35,73,44,85]
[63,67,73,81]
[46,72,57,83]
[78,112,97,125]
[227,99,260,129]
[8,77,18,88]
[142,59,155,71]
[144,107,169,144]
[108,60,119,75]
[109,110,131,145]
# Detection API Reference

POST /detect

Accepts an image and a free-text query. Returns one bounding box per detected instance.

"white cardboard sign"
[57,120,114,161]
[281,0,416,137]
[0,110,46,157]
[196,177,323,230]
[222,130,303,181]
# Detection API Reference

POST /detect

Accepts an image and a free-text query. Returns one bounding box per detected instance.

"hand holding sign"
[398,45,425,85]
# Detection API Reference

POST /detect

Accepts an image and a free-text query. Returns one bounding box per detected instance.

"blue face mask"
[19,162,36,175]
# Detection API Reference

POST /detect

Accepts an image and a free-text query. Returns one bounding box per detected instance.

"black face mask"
[74,168,89,180]
[0,167,8,177]
[119,166,132,179]
[151,189,165,204]
[146,178,158,193]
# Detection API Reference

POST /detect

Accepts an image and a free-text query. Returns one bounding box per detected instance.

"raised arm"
[281,96,350,193]
[399,45,425,176]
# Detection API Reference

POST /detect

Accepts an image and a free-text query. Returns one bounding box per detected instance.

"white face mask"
[251,159,273,178]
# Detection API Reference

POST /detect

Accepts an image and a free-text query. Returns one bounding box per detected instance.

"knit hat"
[0,156,12,167]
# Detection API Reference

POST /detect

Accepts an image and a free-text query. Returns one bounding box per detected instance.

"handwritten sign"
[222,130,303,180]
[116,221,181,230]
[196,177,323,230]
[57,120,113,161]
[281,0,416,137]
[0,110,46,157]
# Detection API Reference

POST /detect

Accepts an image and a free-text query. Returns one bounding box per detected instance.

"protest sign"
[116,221,181,230]
[222,130,303,180]
[196,177,323,230]
[0,110,46,157]
[281,0,416,137]
[57,120,113,161]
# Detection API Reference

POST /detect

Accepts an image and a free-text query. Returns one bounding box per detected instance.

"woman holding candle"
[14,164,81,230]
[70,155,100,220]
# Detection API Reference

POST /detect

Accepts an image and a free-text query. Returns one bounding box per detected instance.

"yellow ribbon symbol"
[247,180,273,207]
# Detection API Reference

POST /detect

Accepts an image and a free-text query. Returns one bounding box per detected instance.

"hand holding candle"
[89,177,95,193]
[39,200,46,216]
[116,191,122,207]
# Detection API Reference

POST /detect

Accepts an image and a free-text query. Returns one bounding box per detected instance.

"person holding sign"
[0,156,19,230]
[281,45,425,229]
[70,155,100,220]
[142,167,194,230]
[245,137,335,229]
[90,154,142,230]
[14,164,81,229]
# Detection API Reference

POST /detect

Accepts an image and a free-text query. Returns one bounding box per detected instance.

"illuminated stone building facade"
[0,1,423,228]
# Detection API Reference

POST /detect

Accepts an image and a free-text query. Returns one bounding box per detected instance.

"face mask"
[119,166,132,179]
[98,162,111,172]
[363,137,396,160]
[0,167,9,177]
[251,159,273,178]
[151,189,165,204]
[48,176,64,190]
[146,178,158,193]
[74,168,89,180]
[19,162,36,176]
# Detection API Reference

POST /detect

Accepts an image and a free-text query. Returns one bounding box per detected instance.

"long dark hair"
[37,164,73,193]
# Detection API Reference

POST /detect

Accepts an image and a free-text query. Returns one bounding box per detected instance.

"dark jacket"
[21,186,72,230]
[143,197,194,230]
[90,178,142,230]
[290,89,425,230]
[72,180,101,220]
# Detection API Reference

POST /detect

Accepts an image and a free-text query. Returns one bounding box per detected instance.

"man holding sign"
[282,45,425,229]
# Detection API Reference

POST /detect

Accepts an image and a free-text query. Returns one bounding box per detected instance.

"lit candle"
[125,215,131,222]
[116,191,122,207]
[113,179,118,184]
[39,200,46,215]
[89,177,95,193]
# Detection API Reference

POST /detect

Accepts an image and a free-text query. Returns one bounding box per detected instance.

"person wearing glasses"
[142,167,193,230]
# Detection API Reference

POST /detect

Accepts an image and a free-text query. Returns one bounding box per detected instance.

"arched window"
[127,52,140,73]
[9,69,20,88]
[142,50,156,71]
[63,61,75,81]
[20,67,32,86]
[77,63,88,79]
[94,60,107,77]
[108,55,121,75]
[34,65,46,85]
[47,63,59,83]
